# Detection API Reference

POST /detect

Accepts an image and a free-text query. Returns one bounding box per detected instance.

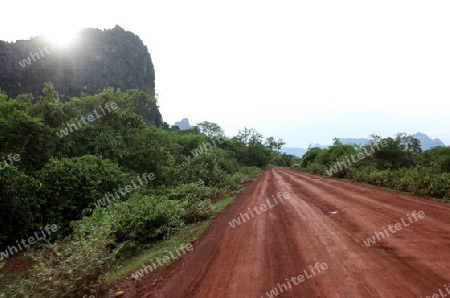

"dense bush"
[169,150,230,188]
[225,166,262,190]
[36,155,128,236]
[299,134,450,200]
[0,166,41,248]
[179,195,214,224]
[3,215,120,298]
[166,181,222,202]
[96,194,185,256]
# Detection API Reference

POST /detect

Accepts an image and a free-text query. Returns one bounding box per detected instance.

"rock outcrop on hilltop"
[0,25,162,126]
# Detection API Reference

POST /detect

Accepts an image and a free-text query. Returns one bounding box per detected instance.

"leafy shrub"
[225,166,261,190]
[79,193,185,257]
[169,151,229,188]
[306,162,326,175]
[111,194,184,243]
[3,215,120,298]
[37,155,128,236]
[179,195,214,223]
[351,166,450,200]
[166,181,222,201]
[0,166,41,249]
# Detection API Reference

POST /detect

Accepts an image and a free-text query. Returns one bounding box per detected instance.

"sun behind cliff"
[44,29,78,47]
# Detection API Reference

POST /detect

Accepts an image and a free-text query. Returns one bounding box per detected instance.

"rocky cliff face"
[0,25,161,126]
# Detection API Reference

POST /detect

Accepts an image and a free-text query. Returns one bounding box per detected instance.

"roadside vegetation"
[0,83,298,297]
[297,134,450,200]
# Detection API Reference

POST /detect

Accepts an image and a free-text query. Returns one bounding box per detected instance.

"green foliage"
[223,134,272,167]
[271,152,296,167]
[350,166,450,199]
[416,146,450,173]
[3,215,121,298]
[165,181,222,202]
[306,162,327,175]
[166,132,208,157]
[299,134,450,200]
[72,193,186,257]
[0,166,41,248]
[179,196,213,223]
[0,99,56,174]
[197,121,225,139]
[265,136,285,152]
[37,155,128,236]
[363,133,421,170]
[169,149,230,188]
[226,166,262,190]
[321,139,357,166]
[108,194,185,250]
[300,147,323,168]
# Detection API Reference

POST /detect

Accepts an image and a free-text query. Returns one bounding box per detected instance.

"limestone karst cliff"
[0,25,162,126]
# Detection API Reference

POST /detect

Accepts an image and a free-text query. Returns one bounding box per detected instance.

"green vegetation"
[0,83,294,297]
[106,188,245,285]
[297,134,450,200]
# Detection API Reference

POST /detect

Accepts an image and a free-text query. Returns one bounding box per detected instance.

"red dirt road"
[121,168,450,297]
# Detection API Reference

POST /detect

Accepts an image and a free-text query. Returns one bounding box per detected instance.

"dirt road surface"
[119,168,450,297]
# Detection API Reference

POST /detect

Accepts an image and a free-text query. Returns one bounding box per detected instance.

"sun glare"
[45,30,77,47]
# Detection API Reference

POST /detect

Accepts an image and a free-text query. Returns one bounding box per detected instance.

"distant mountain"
[282,132,446,157]
[338,138,370,146]
[281,147,307,157]
[338,133,445,150]
[173,118,192,130]
[412,132,445,150]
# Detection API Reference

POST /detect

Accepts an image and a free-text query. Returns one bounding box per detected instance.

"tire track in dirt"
[184,169,313,297]
[129,172,268,298]
[276,168,450,296]
[121,168,450,297]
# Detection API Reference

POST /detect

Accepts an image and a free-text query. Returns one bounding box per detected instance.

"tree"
[265,137,285,152]
[237,127,262,145]
[41,82,59,103]
[368,133,416,170]
[197,121,225,139]
[300,147,323,168]
[416,146,450,173]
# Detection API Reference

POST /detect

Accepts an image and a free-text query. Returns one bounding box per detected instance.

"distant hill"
[338,133,445,150]
[281,143,326,157]
[282,132,446,157]
[281,147,307,157]
[338,138,370,146]
[173,118,193,130]
[412,132,445,149]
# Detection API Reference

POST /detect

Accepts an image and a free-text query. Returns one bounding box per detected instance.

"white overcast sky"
[1,1,449,148]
